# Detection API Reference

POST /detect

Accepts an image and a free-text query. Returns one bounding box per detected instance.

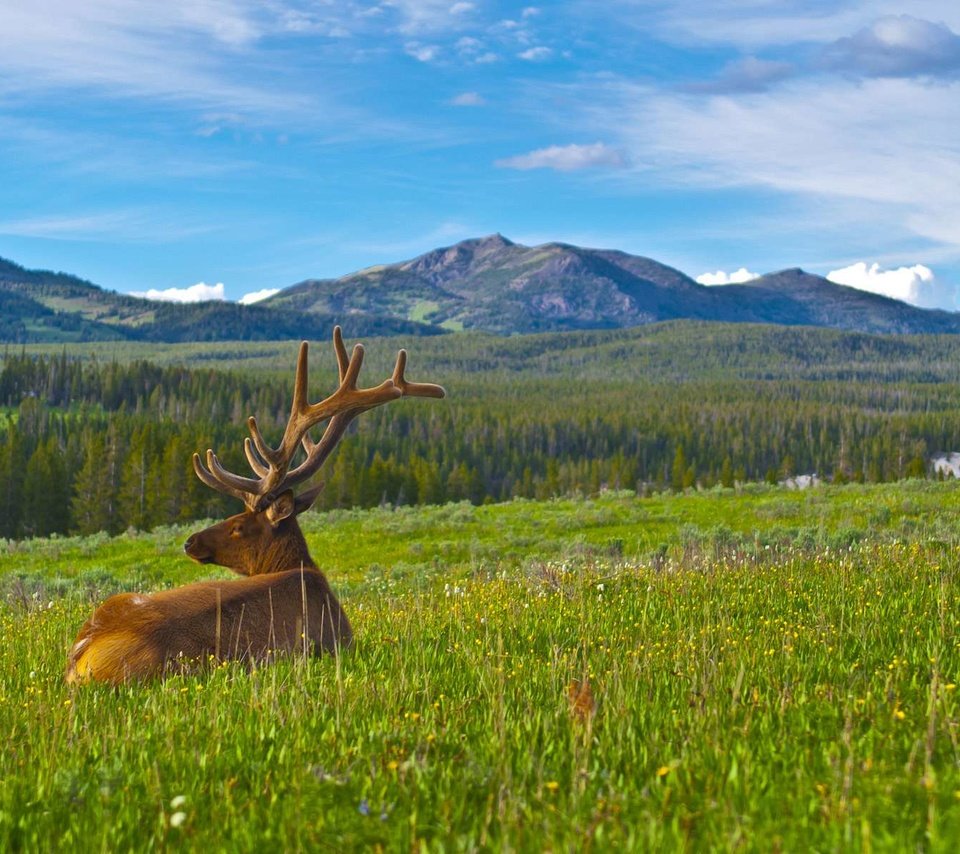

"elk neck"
[255,516,318,574]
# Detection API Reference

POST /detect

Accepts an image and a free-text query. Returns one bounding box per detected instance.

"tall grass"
[3,483,960,849]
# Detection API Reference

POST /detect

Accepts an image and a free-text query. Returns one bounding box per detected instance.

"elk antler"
[193,326,445,511]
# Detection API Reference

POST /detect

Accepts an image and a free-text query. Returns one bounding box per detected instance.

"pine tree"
[720,456,734,489]
[71,430,115,535]
[671,446,687,492]
[22,435,68,537]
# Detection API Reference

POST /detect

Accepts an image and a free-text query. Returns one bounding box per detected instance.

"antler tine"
[192,326,443,509]
[239,336,375,501]
[243,436,270,477]
[392,349,446,399]
[193,452,259,510]
[277,343,445,494]
[283,414,357,488]
[206,449,263,495]
[333,325,350,381]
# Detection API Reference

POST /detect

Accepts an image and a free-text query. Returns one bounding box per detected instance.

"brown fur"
[66,490,352,684]
[66,568,351,684]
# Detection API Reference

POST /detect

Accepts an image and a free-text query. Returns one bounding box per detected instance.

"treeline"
[0,338,958,540]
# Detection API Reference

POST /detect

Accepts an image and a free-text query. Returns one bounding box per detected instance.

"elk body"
[66,329,444,684]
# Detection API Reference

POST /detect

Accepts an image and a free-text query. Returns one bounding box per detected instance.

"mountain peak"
[468,233,514,249]
[4,240,960,342]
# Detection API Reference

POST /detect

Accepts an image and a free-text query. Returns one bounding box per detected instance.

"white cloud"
[386,0,467,34]
[826,262,948,306]
[518,46,552,61]
[820,15,960,78]
[405,42,440,62]
[450,91,485,106]
[496,142,626,172]
[449,2,474,14]
[129,282,226,303]
[455,36,498,63]
[696,268,760,285]
[238,287,281,304]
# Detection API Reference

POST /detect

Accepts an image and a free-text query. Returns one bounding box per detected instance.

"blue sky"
[1,1,959,309]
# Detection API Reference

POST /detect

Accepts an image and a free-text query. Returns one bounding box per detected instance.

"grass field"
[3,482,960,849]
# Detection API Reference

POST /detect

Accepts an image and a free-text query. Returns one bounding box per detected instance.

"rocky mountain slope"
[266,235,960,336]
[2,236,957,342]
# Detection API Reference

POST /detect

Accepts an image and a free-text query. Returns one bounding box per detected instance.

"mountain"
[0,258,440,343]
[265,234,729,333]
[2,238,959,342]
[719,269,960,335]
[264,235,960,336]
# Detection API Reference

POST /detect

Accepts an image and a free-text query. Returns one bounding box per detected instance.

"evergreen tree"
[671,446,687,492]
[71,430,115,535]
[22,435,68,537]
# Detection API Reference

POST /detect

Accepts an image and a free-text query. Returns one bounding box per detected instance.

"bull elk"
[66,328,444,684]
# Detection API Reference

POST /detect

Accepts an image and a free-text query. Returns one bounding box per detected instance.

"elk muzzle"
[183,532,214,564]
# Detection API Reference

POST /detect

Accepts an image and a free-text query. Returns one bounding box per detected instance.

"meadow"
[3,481,960,850]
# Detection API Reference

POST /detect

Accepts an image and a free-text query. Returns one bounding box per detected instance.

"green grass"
[3,482,960,849]
[408,300,441,324]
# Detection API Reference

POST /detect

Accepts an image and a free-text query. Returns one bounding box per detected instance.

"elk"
[65,327,444,684]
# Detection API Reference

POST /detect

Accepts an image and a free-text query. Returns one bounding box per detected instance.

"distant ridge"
[2,237,958,342]
[264,235,960,336]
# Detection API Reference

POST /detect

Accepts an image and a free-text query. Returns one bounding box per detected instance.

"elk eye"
[230,526,244,538]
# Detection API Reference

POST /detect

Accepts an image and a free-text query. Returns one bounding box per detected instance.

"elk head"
[184,327,445,576]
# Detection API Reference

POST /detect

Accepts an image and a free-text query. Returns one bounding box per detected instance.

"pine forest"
[3,321,960,540]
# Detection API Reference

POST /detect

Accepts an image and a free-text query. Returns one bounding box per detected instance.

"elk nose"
[183,534,196,553]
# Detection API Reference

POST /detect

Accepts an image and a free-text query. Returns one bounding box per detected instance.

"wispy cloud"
[0,212,137,241]
[606,0,960,50]
[449,91,486,106]
[496,142,627,172]
[579,74,960,254]
[689,57,795,93]
[385,0,473,34]
[696,267,759,285]
[0,209,216,242]
[455,36,498,63]
[518,46,552,61]
[0,1,314,118]
[405,42,441,62]
[129,282,226,303]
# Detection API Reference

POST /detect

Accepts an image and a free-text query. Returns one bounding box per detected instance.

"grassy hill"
[0,257,440,343]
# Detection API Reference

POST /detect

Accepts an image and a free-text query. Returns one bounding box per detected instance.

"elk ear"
[294,483,325,515]
[264,490,296,527]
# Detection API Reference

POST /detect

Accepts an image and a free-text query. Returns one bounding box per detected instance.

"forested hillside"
[2,322,959,540]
